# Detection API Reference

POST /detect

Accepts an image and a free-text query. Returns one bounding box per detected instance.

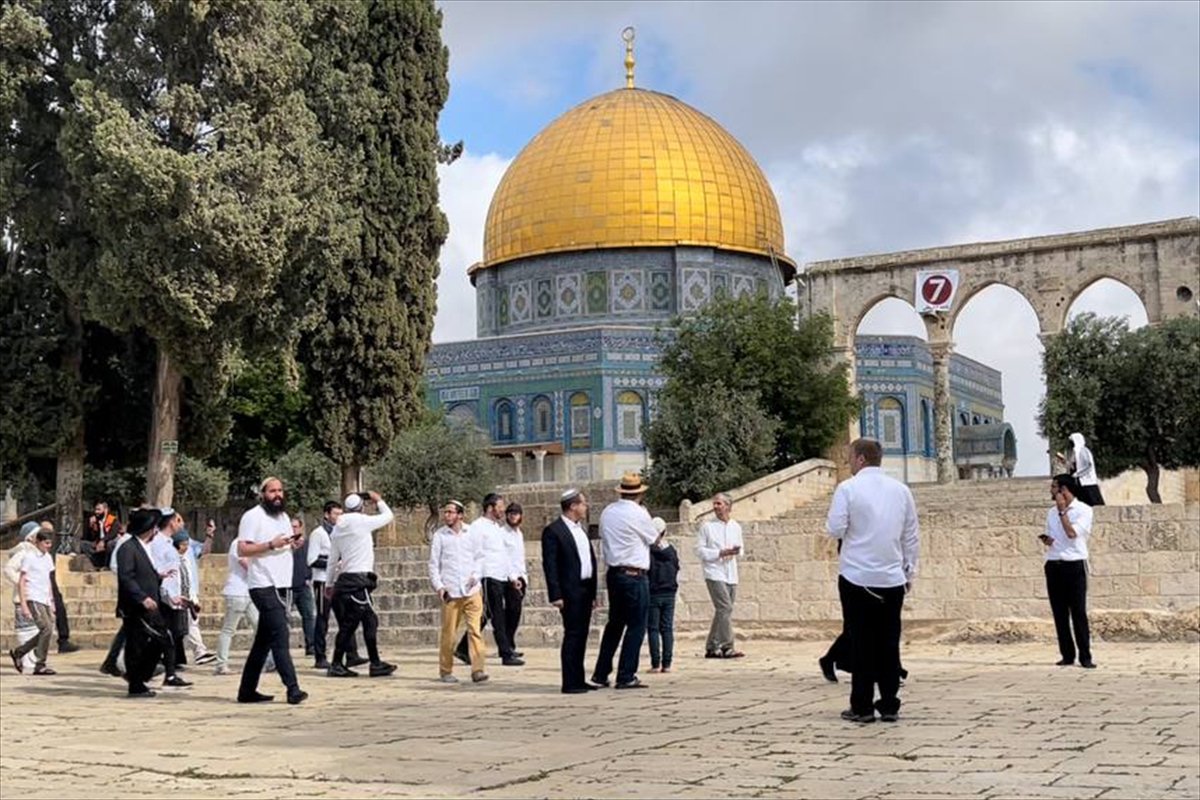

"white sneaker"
[213,664,231,676]
[439,674,459,684]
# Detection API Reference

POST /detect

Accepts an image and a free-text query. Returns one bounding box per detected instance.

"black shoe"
[454,650,470,666]
[33,665,57,675]
[9,649,23,674]
[1056,658,1074,666]
[1079,660,1097,669]
[615,677,648,690]
[287,690,308,705]
[562,686,590,694]
[704,650,721,659]
[879,711,899,722]
[128,686,156,698]
[163,675,192,688]
[346,655,369,668]
[590,675,610,688]
[369,661,397,677]
[238,691,274,703]
[57,640,80,654]
[501,656,525,666]
[314,658,330,671]
[513,651,524,658]
[840,709,876,724]
[327,663,359,678]
[818,656,838,683]
[100,661,124,678]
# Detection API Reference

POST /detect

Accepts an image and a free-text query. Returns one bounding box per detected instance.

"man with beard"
[116,508,172,697]
[326,491,396,678]
[236,477,307,705]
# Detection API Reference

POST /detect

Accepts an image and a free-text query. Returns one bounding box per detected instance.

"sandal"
[33,666,57,675]
[648,666,661,673]
[721,650,745,659]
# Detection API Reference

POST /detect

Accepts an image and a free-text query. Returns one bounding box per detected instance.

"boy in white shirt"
[7,530,57,675]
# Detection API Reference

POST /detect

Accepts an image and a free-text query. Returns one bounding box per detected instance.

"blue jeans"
[593,568,649,685]
[647,593,676,668]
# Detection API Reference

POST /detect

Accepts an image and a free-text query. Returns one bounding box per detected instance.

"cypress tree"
[300,0,450,494]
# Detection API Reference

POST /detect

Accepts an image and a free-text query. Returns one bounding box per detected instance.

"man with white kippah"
[429,500,488,684]
[326,490,395,678]
[541,488,598,694]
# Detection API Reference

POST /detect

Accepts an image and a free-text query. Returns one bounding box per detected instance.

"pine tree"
[300,0,450,494]
[52,0,342,504]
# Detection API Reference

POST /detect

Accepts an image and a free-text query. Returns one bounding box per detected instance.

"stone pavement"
[1,641,1197,799]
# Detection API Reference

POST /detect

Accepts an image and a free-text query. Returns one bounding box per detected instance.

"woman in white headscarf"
[1066,433,1105,506]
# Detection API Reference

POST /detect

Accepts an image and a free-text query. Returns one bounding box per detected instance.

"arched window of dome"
[532,395,553,440]
[616,390,645,447]
[959,411,970,426]
[495,399,515,442]
[878,397,905,451]
[447,404,477,429]
[972,414,982,425]
[569,392,591,449]
[920,398,934,457]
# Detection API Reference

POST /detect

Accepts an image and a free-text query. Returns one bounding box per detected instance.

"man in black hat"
[116,508,171,697]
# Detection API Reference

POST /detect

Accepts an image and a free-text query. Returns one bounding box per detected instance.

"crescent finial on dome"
[622,26,635,89]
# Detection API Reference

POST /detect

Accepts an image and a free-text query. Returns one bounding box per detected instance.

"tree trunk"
[340,462,362,499]
[146,347,182,507]
[55,299,85,541]
[1143,459,1162,504]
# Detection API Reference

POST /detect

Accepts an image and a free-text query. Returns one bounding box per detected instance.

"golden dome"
[475,87,794,280]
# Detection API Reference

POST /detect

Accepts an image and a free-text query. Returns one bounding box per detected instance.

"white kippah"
[343,493,363,511]
[560,488,581,503]
[652,517,667,534]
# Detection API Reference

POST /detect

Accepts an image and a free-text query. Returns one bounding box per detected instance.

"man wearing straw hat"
[591,472,658,690]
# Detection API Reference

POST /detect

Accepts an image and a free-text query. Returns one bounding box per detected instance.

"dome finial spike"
[622,26,635,89]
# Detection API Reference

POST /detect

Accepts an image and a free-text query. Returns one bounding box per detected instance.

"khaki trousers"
[439,592,485,676]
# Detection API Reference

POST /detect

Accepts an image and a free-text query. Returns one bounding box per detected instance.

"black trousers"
[123,614,166,694]
[313,580,359,663]
[457,578,524,659]
[239,587,299,698]
[332,581,380,667]
[1045,560,1091,663]
[50,571,70,643]
[559,594,593,691]
[824,631,908,680]
[593,569,649,686]
[839,576,905,716]
[103,627,126,668]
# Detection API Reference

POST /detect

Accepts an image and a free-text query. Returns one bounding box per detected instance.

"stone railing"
[678,458,838,525]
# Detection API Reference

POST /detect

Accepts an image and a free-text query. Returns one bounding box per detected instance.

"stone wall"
[4,500,1195,649]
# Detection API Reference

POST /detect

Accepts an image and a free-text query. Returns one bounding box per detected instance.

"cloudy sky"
[431,0,1199,475]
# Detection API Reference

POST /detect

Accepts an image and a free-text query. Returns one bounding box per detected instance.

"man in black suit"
[541,489,598,694]
[117,508,171,698]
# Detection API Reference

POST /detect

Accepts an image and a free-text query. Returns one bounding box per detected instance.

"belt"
[609,566,647,576]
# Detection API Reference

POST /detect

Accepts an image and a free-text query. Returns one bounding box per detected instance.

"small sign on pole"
[161,440,179,454]
[915,269,960,314]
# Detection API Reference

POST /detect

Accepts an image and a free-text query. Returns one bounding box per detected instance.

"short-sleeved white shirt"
[19,551,54,606]
[237,505,294,589]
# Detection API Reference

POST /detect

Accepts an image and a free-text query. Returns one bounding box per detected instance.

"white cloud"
[433,152,512,343]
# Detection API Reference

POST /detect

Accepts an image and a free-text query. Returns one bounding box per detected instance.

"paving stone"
[1,641,1196,799]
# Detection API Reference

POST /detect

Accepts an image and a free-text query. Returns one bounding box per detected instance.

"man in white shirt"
[592,473,658,690]
[428,500,488,684]
[7,530,57,675]
[326,490,396,678]
[149,509,192,688]
[695,492,745,659]
[213,543,268,675]
[307,500,362,671]
[825,438,919,724]
[236,477,307,705]
[1040,474,1096,668]
[456,493,524,667]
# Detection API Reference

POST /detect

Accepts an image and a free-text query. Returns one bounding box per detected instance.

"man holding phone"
[695,492,745,659]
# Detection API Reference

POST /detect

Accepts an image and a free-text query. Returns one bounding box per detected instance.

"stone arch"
[855,295,927,339]
[1064,275,1150,330]
[950,278,1054,337]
